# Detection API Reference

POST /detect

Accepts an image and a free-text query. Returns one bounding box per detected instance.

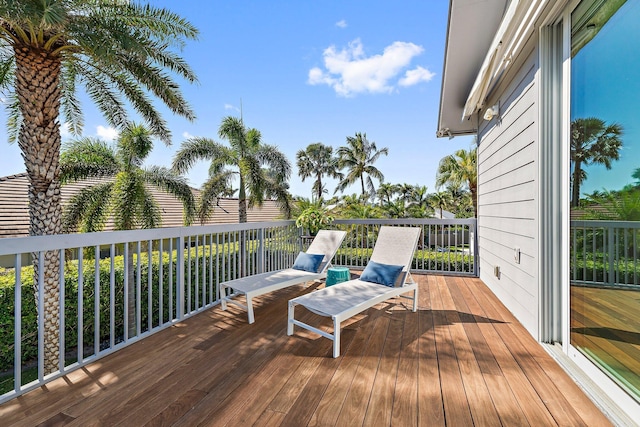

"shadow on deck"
[0,274,610,426]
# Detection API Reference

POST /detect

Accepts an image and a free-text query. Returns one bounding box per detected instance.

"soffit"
[437,0,510,137]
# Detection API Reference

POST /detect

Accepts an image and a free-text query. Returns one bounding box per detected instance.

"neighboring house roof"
[431,209,456,220]
[0,173,283,238]
[437,0,511,137]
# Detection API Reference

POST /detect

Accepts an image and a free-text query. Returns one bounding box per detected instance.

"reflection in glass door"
[569,0,640,402]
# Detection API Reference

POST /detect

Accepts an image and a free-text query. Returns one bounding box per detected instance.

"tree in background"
[376,183,397,207]
[407,185,432,218]
[436,147,477,217]
[0,1,197,373]
[61,124,196,336]
[336,132,388,199]
[61,123,195,232]
[172,116,292,224]
[571,117,623,207]
[335,194,383,219]
[430,191,453,219]
[296,142,342,202]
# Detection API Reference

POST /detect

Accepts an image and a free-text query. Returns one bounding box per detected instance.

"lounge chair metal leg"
[413,287,418,312]
[220,284,227,311]
[247,295,255,324]
[287,302,295,335]
[333,316,340,358]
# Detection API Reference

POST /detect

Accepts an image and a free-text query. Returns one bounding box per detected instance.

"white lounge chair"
[219,229,346,324]
[287,226,421,357]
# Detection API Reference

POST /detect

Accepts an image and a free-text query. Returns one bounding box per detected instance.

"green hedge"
[0,243,297,379]
[571,255,640,285]
[334,247,474,273]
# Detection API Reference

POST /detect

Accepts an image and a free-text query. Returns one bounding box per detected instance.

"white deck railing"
[571,220,640,288]
[0,218,476,403]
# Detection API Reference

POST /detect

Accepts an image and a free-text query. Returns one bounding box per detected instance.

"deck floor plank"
[362,314,403,427]
[430,275,475,426]
[440,276,502,426]
[0,274,612,426]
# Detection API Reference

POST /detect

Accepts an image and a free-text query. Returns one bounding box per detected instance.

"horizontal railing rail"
[0,217,476,403]
[571,220,640,288]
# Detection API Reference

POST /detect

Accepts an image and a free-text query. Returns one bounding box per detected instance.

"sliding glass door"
[569,0,640,402]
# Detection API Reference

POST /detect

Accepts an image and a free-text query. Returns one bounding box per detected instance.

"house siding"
[477,36,540,337]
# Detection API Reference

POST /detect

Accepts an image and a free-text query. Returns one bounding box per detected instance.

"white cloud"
[60,122,71,138]
[335,19,347,28]
[96,125,119,141]
[224,104,240,112]
[182,131,194,139]
[399,66,435,87]
[308,39,428,96]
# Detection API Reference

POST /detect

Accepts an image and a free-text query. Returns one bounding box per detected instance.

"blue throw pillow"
[292,252,325,273]
[360,260,404,287]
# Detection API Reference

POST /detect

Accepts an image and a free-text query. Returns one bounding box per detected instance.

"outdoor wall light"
[483,103,500,121]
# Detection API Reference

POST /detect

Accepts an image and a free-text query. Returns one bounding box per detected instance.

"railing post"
[473,219,479,277]
[607,225,615,286]
[177,234,185,320]
[258,227,265,274]
[14,254,22,393]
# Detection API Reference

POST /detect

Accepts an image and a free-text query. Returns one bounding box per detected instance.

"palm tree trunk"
[316,175,322,201]
[470,183,478,218]
[15,47,63,375]
[572,160,582,207]
[360,175,366,196]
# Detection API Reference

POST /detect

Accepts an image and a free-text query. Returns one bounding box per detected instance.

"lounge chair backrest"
[306,229,347,273]
[369,226,420,278]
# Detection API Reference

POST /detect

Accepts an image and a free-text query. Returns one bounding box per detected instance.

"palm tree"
[430,191,453,219]
[0,1,197,374]
[296,143,342,202]
[61,124,196,337]
[396,183,415,204]
[337,194,383,219]
[172,116,292,224]
[571,117,623,207]
[336,132,388,198]
[407,185,432,218]
[61,124,196,231]
[376,182,397,206]
[436,147,478,217]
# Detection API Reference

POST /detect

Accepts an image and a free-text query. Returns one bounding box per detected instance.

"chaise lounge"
[219,229,346,324]
[287,226,421,357]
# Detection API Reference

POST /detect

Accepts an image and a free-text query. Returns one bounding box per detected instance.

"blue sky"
[0,0,473,198]
[572,0,640,196]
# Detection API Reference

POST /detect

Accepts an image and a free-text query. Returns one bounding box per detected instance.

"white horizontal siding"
[477,41,540,337]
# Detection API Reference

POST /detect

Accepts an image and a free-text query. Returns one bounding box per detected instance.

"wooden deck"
[1,275,611,426]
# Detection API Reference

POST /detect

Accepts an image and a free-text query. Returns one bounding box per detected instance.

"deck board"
[0,275,612,426]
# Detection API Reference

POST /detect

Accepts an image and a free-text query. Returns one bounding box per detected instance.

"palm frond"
[76,61,130,131]
[62,182,113,233]
[196,170,235,224]
[171,137,228,173]
[112,172,148,230]
[96,2,199,41]
[218,116,247,151]
[60,61,83,136]
[257,144,291,181]
[4,92,21,144]
[143,165,196,225]
[138,188,162,229]
[60,137,119,183]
